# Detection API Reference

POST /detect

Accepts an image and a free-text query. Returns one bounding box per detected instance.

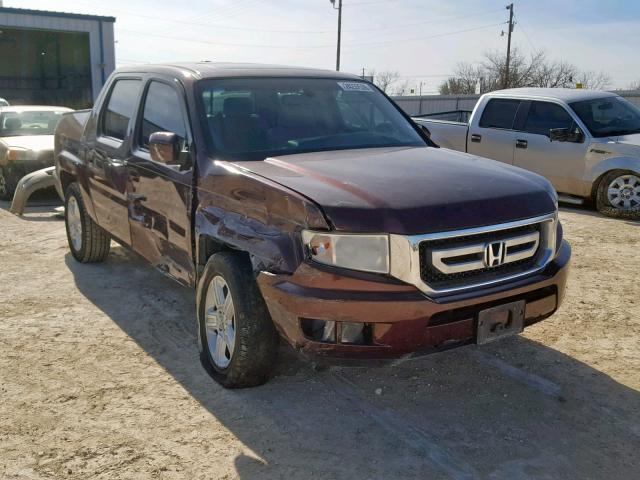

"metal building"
[0,6,115,108]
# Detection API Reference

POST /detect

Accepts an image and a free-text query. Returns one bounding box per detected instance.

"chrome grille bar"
[389,212,558,295]
[431,231,540,274]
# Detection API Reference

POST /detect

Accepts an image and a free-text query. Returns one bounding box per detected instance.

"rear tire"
[64,182,111,262]
[197,252,279,388]
[596,170,640,220]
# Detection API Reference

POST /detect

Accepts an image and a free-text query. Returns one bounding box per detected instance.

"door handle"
[516,139,528,149]
[470,133,482,143]
[127,193,147,202]
[108,157,127,167]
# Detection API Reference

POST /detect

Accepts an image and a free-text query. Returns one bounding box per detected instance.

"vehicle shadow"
[559,203,640,225]
[65,246,640,479]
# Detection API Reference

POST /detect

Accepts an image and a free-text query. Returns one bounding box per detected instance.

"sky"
[9,0,640,93]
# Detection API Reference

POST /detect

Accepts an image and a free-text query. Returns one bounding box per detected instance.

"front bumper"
[1,158,54,189]
[257,240,571,359]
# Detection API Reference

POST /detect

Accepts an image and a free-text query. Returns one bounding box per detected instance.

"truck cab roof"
[486,87,616,103]
[113,62,364,81]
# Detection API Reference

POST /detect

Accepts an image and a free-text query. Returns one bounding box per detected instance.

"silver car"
[0,105,72,200]
[416,88,640,219]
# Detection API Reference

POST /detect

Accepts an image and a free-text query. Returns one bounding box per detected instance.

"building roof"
[115,62,363,81]
[0,6,115,23]
[489,87,615,103]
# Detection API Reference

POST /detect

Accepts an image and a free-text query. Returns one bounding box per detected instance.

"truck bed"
[413,117,468,152]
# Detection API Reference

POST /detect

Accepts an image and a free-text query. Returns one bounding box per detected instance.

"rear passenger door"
[468,98,521,164]
[126,79,195,286]
[513,101,588,194]
[88,78,142,245]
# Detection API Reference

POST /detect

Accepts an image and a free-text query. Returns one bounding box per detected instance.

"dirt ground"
[1,196,638,480]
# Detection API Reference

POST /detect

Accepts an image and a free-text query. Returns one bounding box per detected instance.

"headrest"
[223,97,253,116]
[5,117,22,130]
[280,94,312,108]
[279,95,316,128]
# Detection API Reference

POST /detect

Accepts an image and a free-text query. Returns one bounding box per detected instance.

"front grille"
[419,224,542,289]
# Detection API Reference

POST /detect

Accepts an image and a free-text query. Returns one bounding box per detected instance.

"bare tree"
[438,63,483,94]
[577,71,612,90]
[392,79,412,96]
[374,70,400,93]
[629,80,640,91]
[439,49,610,94]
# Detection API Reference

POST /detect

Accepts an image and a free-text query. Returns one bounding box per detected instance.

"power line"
[343,21,508,49]
[115,28,334,49]
[342,7,504,32]
[116,21,507,51]
[514,15,537,52]
[61,0,326,34]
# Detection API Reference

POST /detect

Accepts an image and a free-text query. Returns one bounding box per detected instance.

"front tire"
[64,183,111,262]
[0,166,15,200]
[596,170,640,220]
[197,252,279,388]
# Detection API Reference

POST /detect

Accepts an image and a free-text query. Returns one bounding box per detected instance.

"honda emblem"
[484,241,506,267]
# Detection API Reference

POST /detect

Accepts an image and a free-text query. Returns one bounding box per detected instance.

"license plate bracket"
[476,300,525,345]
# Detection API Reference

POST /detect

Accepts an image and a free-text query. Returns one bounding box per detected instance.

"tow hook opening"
[300,318,373,345]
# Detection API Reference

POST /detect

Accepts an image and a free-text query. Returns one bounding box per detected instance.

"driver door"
[513,101,589,195]
[126,79,195,286]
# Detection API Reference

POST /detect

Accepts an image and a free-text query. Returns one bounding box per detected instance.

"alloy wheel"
[204,275,236,369]
[607,174,640,210]
[66,195,83,251]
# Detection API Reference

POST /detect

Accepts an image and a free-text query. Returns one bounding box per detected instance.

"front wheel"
[197,252,279,388]
[65,183,111,262]
[0,166,15,200]
[596,170,640,220]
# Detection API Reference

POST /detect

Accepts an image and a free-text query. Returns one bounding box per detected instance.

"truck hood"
[0,135,54,152]
[235,146,556,235]
[614,133,640,147]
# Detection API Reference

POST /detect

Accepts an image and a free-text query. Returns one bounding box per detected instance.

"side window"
[479,99,521,129]
[102,79,142,140]
[523,101,574,137]
[139,81,188,149]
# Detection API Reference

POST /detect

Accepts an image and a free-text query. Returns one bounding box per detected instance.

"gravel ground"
[0,198,638,480]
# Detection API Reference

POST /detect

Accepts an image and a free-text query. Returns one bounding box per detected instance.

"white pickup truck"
[414,88,640,219]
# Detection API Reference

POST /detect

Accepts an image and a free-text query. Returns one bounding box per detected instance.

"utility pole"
[330,0,343,71]
[504,3,514,89]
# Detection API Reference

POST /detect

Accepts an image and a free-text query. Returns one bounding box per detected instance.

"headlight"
[302,230,389,274]
[6,147,31,161]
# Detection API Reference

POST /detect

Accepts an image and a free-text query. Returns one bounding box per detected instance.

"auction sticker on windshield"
[338,82,374,92]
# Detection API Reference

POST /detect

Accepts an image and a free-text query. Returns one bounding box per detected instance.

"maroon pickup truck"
[54,63,570,388]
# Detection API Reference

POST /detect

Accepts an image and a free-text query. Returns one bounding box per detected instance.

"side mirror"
[549,128,569,142]
[417,123,431,139]
[149,131,181,164]
[550,127,584,143]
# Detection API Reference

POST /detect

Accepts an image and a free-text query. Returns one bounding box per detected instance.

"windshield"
[570,96,640,138]
[197,78,426,160]
[0,110,66,137]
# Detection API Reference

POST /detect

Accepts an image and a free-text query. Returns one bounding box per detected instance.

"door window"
[479,99,521,129]
[523,101,574,137]
[102,79,142,140]
[139,81,188,149]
